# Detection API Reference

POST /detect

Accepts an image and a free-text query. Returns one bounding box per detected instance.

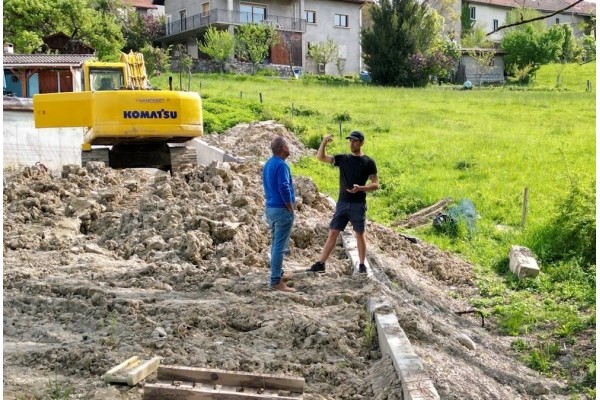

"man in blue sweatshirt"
[262,136,296,292]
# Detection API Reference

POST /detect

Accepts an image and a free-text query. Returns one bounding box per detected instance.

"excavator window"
[90,68,124,91]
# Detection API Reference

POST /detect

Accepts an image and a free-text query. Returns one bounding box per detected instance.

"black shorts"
[330,202,367,233]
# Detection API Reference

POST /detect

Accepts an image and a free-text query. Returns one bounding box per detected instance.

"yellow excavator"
[33,52,202,172]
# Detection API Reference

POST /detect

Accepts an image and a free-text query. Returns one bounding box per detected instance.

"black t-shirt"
[333,154,378,203]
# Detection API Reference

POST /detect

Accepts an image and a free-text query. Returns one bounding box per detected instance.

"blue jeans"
[265,207,294,286]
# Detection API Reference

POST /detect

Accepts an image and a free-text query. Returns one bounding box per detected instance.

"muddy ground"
[3,122,570,399]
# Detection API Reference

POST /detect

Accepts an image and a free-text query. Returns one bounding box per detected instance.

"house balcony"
[161,9,306,42]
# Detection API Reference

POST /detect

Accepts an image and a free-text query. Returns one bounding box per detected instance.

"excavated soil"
[3,121,570,399]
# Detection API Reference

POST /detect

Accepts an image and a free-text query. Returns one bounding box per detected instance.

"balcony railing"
[164,9,306,38]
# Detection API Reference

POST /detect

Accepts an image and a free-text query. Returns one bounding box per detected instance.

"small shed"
[3,53,95,98]
[457,48,506,85]
[41,32,95,55]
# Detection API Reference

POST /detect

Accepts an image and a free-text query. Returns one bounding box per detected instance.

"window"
[305,10,316,24]
[202,2,210,16]
[240,4,266,23]
[469,6,476,21]
[493,19,498,30]
[334,14,348,27]
[555,17,560,24]
[180,10,187,31]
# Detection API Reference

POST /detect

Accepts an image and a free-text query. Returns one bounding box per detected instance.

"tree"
[141,44,171,78]
[558,24,582,63]
[121,10,165,53]
[234,23,279,74]
[361,0,439,86]
[198,27,235,73]
[307,37,339,74]
[501,8,565,81]
[3,0,125,60]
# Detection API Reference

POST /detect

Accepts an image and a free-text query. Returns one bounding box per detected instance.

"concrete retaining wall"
[3,110,83,172]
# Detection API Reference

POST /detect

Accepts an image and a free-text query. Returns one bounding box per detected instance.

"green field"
[152,62,596,396]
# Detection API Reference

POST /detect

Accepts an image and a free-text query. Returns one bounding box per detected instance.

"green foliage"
[528,345,555,372]
[361,0,439,86]
[3,0,125,59]
[580,34,596,62]
[527,176,595,267]
[198,27,235,72]
[121,10,164,52]
[202,97,262,133]
[46,375,72,400]
[254,67,278,77]
[235,23,279,74]
[558,24,582,63]
[305,133,324,150]
[501,8,566,79]
[141,45,171,78]
[307,37,339,73]
[460,3,474,37]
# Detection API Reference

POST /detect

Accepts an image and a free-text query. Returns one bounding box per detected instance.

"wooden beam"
[156,365,304,393]
[104,356,161,386]
[144,380,302,400]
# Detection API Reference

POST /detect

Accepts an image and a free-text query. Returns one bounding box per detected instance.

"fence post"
[259,93,263,103]
[521,187,529,229]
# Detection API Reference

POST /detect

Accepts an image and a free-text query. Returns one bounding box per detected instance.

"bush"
[528,176,595,267]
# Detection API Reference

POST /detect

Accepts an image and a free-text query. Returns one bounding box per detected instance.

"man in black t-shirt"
[307,130,379,274]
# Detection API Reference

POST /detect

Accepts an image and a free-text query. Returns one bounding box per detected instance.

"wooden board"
[104,356,161,386]
[143,365,304,400]
[144,381,302,400]
[157,366,304,392]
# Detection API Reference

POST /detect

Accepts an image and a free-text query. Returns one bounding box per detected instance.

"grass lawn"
[152,61,596,397]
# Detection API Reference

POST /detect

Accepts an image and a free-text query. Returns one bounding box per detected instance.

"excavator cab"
[84,62,127,91]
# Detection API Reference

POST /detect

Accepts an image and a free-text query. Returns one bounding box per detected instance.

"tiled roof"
[3,54,95,67]
[125,0,158,9]
[468,0,595,16]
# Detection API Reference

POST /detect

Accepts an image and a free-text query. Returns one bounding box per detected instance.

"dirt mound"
[3,123,569,399]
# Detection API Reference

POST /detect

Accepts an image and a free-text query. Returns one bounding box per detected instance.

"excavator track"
[170,145,198,173]
[81,148,110,166]
[81,144,198,173]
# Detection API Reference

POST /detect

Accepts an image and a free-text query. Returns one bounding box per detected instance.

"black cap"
[346,131,364,142]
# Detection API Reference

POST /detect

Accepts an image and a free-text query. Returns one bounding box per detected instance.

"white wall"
[3,111,83,173]
[303,0,363,75]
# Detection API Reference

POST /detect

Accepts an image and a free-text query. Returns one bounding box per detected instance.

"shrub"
[528,175,595,267]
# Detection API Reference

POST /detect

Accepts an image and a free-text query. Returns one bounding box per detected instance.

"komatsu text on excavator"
[33,52,202,172]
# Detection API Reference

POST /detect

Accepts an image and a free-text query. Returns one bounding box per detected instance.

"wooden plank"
[156,365,304,393]
[104,356,161,386]
[143,381,303,400]
[127,356,161,386]
[104,356,139,384]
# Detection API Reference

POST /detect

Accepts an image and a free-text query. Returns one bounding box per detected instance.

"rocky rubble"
[3,122,570,399]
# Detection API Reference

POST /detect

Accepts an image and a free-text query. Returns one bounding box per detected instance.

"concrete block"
[509,245,539,279]
[403,372,440,400]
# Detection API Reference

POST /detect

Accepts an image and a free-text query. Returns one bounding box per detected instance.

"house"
[3,53,95,97]
[40,32,95,55]
[444,0,595,83]
[151,0,367,75]
[457,0,596,43]
[125,0,164,15]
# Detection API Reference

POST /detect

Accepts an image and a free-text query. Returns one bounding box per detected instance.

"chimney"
[4,43,14,54]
